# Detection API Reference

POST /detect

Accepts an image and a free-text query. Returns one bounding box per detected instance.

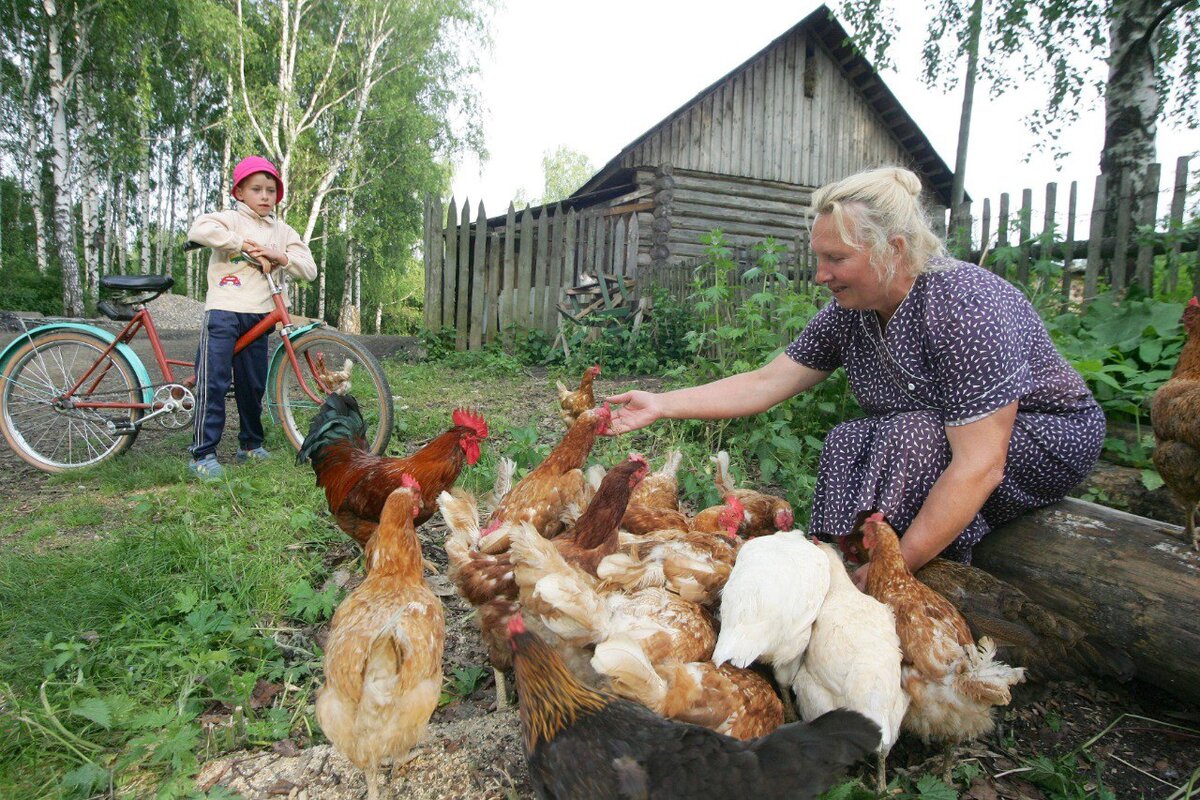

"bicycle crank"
[149,384,196,429]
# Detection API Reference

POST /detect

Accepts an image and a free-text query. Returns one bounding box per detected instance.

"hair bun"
[890,167,922,198]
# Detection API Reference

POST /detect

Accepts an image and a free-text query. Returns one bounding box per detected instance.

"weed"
[439,665,487,707]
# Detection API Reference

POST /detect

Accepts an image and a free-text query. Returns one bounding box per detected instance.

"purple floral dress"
[785,258,1104,562]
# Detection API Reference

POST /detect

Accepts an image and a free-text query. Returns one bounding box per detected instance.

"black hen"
[508,615,879,800]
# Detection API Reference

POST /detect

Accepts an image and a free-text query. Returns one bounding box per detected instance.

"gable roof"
[572,4,958,206]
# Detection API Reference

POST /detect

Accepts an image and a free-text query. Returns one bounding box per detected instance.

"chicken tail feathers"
[753,709,881,794]
[296,393,367,465]
[596,552,665,592]
[956,637,1027,707]
[711,450,737,496]
[590,636,668,713]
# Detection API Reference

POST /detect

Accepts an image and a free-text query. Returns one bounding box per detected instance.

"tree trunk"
[185,123,196,297]
[154,147,166,274]
[973,497,1200,705]
[166,132,178,283]
[338,187,360,333]
[1098,0,1185,237]
[78,82,101,304]
[948,0,983,243]
[318,206,327,320]
[116,189,128,274]
[44,0,84,316]
[140,120,152,275]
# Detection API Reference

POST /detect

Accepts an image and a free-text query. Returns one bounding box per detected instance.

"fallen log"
[973,497,1200,705]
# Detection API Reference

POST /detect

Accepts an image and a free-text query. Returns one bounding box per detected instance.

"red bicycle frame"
[61,270,329,413]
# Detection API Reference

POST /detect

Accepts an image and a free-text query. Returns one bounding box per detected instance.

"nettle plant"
[679,231,858,522]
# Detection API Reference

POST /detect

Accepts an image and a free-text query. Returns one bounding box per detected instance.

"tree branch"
[236,0,272,155]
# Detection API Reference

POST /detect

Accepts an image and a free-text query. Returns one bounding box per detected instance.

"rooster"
[509,615,880,800]
[591,634,784,739]
[1152,296,1200,551]
[861,512,1025,781]
[316,477,444,800]
[712,451,794,538]
[792,540,908,792]
[297,395,487,546]
[480,404,611,550]
[556,364,601,426]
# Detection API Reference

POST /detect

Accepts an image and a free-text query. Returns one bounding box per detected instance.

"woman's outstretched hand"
[605,390,663,435]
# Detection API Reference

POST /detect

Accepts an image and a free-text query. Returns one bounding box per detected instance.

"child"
[185,156,318,480]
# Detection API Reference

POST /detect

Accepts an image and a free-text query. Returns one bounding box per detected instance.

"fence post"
[1168,155,1190,295]
[996,192,1010,275]
[443,197,458,333]
[1084,175,1107,304]
[1061,181,1077,304]
[502,203,516,336]
[1042,182,1057,293]
[469,200,487,350]
[456,200,471,350]
[487,230,500,342]
[516,207,533,328]
[1132,163,1161,293]
[979,197,991,265]
[1111,174,1135,291]
[1017,188,1033,285]
[546,204,564,333]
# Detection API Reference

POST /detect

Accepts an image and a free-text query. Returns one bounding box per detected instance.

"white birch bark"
[117,189,128,274]
[139,117,152,274]
[78,79,101,302]
[317,205,327,319]
[166,133,178,282]
[338,187,358,332]
[43,0,88,315]
[185,128,196,297]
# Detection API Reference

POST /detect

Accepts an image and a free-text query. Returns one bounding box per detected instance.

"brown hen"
[1152,296,1200,551]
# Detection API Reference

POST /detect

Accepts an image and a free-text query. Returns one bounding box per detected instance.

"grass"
[0,354,1192,799]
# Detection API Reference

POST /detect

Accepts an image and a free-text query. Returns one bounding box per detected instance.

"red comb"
[400,474,421,492]
[726,495,745,512]
[590,364,602,375]
[453,408,488,438]
[866,512,885,525]
[507,614,526,636]
[1190,297,1199,308]
[628,452,648,465]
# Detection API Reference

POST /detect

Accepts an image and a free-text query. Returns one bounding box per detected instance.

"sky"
[449,0,1198,233]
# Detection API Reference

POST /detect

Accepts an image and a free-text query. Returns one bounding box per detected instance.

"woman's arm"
[852,401,1017,588]
[606,352,830,434]
[905,402,1021,566]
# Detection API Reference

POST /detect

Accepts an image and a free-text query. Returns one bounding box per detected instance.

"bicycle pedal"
[108,420,139,436]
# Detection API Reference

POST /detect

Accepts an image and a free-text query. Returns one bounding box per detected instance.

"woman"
[607,166,1104,580]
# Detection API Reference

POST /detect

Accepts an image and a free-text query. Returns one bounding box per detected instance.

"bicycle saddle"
[100,275,175,292]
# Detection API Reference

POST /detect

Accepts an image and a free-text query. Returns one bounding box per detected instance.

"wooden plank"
[564,208,578,291]
[1133,162,1161,293]
[612,215,627,278]
[502,203,516,334]
[973,497,1200,705]
[1042,182,1057,294]
[1112,173,1134,290]
[469,200,487,350]
[671,200,806,228]
[626,213,640,281]
[1061,181,1078,303]
[671,188,809,217]
[546,204,564,332]
[516,207,533,328]
[487,231,500,342]
[979,197,991,266]
[1168,156,1190,295]
[442,196,458,333]
[534,207,549,332]
[1083,174,1107,303]
[1017,188,1032,285]
[455,200,472,349]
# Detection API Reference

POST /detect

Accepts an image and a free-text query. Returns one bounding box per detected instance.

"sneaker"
[188,454,225,481]
[235,446,271,464]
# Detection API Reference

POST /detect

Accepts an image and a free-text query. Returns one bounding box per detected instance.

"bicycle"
[0,242,394,473]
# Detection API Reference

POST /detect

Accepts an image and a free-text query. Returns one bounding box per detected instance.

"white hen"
[712,529,829,690]
[792,540,908,792]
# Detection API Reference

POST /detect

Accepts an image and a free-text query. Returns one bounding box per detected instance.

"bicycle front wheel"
[0,330,144,472]
[271,329,394,455]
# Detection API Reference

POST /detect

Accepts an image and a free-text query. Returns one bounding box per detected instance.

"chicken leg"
[494,668,508,710]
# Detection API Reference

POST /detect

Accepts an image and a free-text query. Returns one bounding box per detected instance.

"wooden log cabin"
[424,4,959,345]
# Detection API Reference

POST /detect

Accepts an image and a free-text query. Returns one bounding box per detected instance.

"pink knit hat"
[231,156,284,203]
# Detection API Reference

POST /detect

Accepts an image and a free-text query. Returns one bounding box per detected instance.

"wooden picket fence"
[944,156,1197,300]
[423,197,644,350]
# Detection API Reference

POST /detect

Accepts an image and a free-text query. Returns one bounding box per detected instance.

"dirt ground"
[3,369,1198,799]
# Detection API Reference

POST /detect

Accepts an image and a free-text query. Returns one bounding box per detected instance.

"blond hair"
[810,166,946,283]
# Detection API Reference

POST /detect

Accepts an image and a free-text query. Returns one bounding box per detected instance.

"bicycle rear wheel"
[0,330,144,472]
[271,329,394,455]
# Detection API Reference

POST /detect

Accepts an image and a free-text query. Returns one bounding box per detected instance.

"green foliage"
[438,665,487,707]
[1022,754,1117,800]
[555,289,693,374]
[514,145,596,207]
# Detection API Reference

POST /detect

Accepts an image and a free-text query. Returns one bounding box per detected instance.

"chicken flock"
[293,365,1128,799]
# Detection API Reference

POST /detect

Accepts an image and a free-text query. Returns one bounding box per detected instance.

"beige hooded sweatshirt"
[187,201,318,314]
